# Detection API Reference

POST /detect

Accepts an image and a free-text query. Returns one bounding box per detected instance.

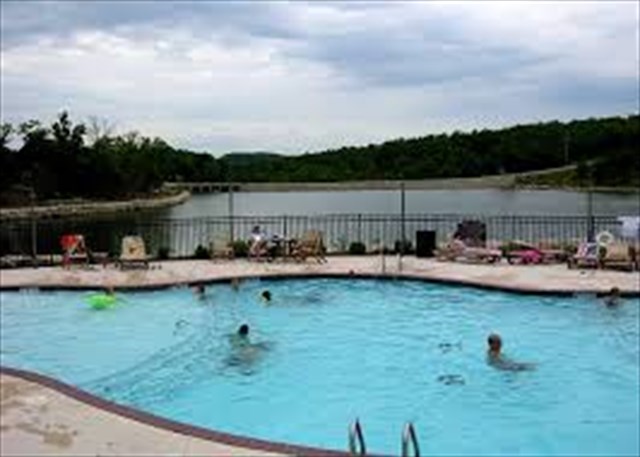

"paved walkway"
[1,256,639,294]
[1,257,638,456]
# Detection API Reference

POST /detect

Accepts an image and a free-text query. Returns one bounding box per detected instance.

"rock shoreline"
[0,191,191,221]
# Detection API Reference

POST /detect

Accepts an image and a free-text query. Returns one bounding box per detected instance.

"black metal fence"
[0,213,624,260]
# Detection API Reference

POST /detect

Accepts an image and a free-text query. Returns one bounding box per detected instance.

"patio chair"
[291,230,327,263]
[118,236,150,269]
[209,234,234,261]
[60,234,89,268]
[435,238,502,264]
[598,241,636,271]
[567,242,601,269]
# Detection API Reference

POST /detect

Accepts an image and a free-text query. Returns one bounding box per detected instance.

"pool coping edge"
[1,272,638,297]
[0,366,354,457]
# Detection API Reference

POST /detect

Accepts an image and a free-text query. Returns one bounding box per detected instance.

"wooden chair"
[209,234,234,261]
[118,236,150,269]
[598,242,636,271]
[291,230,327,263]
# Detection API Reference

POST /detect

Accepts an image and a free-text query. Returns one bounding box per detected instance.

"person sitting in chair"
[249,225,269,259]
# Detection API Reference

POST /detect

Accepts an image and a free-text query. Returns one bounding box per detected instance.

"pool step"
[347,419,421,456]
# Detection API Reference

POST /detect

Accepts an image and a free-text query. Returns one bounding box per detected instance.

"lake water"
[159,189,640,219]
[2,189,639,257]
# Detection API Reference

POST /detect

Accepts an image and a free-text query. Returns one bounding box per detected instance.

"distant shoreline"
[0,191,191,221]
[235,180,639,193]
[165,165,639,194]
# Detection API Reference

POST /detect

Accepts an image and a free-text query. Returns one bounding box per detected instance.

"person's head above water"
[605,287,621,307]
[261,290,272,302]
[238,324,250,336]
[487,333,502,355]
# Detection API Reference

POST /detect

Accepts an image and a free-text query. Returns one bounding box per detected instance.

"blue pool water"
[1,279,639,456]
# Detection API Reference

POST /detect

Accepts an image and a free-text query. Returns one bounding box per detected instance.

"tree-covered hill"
[1,112,637,206]
[224,115,638,184]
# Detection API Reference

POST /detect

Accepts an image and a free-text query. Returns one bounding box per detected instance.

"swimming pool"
[1,278,638,456]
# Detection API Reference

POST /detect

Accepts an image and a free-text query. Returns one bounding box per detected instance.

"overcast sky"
[1,1,638,155]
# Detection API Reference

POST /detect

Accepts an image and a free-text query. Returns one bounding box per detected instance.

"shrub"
[157,246,171,260]
[231,240,249,258]
[394,240,414,254]
[193,244,210,259]
[348,241,367,255]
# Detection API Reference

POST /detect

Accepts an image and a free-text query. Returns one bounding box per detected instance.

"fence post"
[400,182,406,255]
[228,186,235,244]
[586,189,595,242]
[30,189,38,267]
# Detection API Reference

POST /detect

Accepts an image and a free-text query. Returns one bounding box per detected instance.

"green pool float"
[88,294,117,310]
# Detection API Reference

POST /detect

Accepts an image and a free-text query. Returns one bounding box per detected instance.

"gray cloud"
[0,1,637,154]
[0,1,294,47]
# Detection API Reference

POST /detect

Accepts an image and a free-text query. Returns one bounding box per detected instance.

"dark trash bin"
[416,230,436,258]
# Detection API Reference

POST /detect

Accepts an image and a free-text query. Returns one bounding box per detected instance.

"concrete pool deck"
[1,257,639,456]
[0,372,283,457]
[0,256,639,294]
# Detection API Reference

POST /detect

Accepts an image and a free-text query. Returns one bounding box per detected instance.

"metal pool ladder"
[348,418,366,455]
[348,419,420,456]
[401,422,420,457]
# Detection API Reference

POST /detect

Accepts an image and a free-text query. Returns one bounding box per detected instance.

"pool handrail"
[401,421,420,457]
[348,418,366,455]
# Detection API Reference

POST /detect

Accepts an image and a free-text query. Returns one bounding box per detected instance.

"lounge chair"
[567,242,601,269]
[506,248,544,265]
[291,230,327,263]
[436,238,502,264]
[118,236,150,269]
[60,234,89,268]
[504,240,567,265]
[598,241,636,271]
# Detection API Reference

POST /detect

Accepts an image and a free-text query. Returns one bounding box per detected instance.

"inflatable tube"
[87,294,117,310]
[596,230,615,246]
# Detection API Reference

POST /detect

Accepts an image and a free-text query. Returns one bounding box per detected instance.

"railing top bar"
[0,213,622,226]
[74,213,621,223]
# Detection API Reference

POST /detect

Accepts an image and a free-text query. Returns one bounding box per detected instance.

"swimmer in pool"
[604,287,621,307]
[238,323,249,337]
[486,333,535,372]
[226,323,272,374]
[194,283,206,299]
[261,290,272,303]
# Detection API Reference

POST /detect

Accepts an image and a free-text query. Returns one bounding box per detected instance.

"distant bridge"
[163,182,242,194]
